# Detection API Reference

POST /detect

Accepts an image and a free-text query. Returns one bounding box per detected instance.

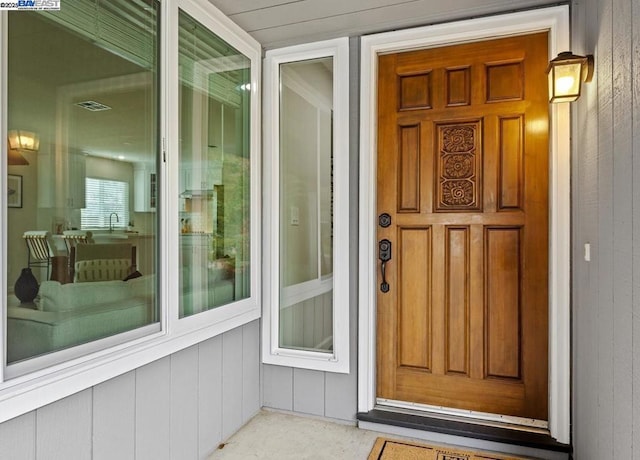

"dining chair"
[23,231,55,280]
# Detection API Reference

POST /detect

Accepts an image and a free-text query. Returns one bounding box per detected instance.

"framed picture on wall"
[7,174,22,208]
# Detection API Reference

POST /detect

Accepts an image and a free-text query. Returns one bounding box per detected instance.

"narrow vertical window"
[263,38,350,373]
[279,58,334,353]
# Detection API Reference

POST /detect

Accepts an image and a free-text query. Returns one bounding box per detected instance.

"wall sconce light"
[547,52,594,103]
[8,129,40,152]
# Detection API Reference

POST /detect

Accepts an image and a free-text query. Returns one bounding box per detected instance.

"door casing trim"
[357,5,571,444]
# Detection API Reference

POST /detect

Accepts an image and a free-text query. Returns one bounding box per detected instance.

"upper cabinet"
[37,146,86,209]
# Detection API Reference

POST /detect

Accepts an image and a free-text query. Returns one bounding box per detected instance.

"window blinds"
[81,177,130,229]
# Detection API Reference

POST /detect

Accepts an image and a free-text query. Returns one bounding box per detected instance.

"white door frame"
[357,5,571,444]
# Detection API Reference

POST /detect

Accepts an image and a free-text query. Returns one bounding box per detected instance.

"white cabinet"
[180,160,222,194]
[134,163,156,212]
[37,146,85,209]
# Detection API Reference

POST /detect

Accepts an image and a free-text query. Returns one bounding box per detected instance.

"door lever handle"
[379,239,392,293]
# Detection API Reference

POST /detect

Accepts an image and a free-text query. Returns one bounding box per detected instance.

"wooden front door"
[376,32,549,420]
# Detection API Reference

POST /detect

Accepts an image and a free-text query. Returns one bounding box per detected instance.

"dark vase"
[14,268,39,303]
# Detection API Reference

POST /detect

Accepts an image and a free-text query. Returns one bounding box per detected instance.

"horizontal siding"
[0,320,260,460]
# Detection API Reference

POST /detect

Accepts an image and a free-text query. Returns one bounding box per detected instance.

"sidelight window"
[262,38,350,373]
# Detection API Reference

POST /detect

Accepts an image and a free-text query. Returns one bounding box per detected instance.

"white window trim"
[262,37,350,373]
[357,6,571,443]
[0,0,261,423]
[168,0,261,335]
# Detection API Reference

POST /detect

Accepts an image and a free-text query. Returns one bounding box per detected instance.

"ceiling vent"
[75,100,112,111]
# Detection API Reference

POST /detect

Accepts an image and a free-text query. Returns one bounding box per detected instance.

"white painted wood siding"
[572,0,640,458]
[0,321,260,460]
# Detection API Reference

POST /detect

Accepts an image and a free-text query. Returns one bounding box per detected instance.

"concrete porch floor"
[207,410,566,460]
[207,410,387,459]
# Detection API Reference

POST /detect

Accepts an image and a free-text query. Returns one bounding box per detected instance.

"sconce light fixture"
[8,129,40,152]
[547,52,594,103]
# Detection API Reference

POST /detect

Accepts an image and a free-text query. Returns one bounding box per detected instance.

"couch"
[7,275,155,363]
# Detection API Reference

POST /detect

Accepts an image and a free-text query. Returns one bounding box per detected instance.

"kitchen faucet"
[109,212,119,233]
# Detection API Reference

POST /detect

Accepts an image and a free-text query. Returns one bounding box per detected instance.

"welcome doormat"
[367,437,533,460]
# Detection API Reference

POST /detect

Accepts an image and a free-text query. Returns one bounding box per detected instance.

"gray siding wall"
[572,0,640,458]
[0,320,260,460]
[261,37,360,423]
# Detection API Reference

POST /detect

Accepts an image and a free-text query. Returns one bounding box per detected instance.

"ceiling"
[206,0,559,49]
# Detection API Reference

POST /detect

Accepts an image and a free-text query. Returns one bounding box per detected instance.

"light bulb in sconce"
[547,51,594,103]
[554,76,576,94]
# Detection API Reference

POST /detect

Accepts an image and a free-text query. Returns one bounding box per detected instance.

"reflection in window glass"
[6,0,160,364]
[279,58,334,353]
[178,10,251,318]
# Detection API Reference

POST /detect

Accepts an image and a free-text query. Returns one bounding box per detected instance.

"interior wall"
[571,0,639,457]
[6,75,55,293]
[0,320,260,460]
[6,150,39,296]
[281,84,320,286]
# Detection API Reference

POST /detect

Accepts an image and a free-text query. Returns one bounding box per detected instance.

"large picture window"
[5,0,161,366]
[0,0,260,420]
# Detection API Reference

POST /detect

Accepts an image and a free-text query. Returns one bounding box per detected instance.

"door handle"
[379,239,392,293]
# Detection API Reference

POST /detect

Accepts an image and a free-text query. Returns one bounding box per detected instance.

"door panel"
[398,226,432,370]
[376,32,549,420]
[445,225,470,377]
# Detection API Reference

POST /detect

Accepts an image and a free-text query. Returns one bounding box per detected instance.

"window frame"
[262,38,350,373]
[0,0,261,422]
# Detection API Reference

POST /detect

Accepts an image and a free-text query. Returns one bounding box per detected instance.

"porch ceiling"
[207,0,561,49]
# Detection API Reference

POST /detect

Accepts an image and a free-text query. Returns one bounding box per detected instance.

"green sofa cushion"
[37,280,131,312]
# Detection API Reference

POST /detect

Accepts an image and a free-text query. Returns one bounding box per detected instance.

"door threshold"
[356,408,572,454]
[377,398,548,431]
